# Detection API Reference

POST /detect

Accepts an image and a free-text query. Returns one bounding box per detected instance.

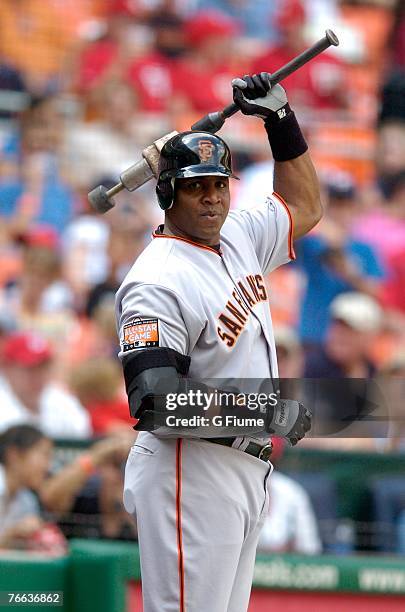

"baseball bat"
[88,30,339,212]
[191,29,339,133]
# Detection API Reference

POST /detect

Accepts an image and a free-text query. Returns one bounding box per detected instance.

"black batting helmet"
[156,131,238,210]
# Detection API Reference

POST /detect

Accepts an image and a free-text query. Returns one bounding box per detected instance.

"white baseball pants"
[123,431,272,612]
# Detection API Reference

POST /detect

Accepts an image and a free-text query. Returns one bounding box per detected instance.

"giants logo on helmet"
[198,140,215,162]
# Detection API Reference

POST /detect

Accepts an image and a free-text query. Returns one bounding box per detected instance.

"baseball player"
[117,73,321,611]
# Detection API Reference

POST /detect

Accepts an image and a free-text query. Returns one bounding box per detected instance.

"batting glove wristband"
[232,72,308,162]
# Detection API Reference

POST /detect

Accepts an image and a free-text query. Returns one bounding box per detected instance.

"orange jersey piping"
[272,191,296,260]
[153,231,221,256]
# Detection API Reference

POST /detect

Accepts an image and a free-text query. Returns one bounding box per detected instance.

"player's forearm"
[274,152,322,240]
[231,73,323,238]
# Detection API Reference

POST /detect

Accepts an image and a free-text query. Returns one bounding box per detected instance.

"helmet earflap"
[156,178,174,210]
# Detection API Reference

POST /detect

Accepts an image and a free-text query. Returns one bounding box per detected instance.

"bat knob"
[191,111,225,134]
[88,185,116,214]
[326,29,339,47]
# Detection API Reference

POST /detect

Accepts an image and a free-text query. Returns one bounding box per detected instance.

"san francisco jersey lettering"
[217,274,268,347]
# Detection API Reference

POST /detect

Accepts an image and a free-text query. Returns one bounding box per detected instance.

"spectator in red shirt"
[126,13,185,113]
[76,0,142,95]
[251,0,348,113]
[171,10,244,114]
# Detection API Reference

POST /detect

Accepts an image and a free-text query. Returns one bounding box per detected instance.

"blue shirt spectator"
[0,177,73,234]
[295,174,384,346]
[0,175,75,235]
[297,235,384,344]
[0,96,75,235]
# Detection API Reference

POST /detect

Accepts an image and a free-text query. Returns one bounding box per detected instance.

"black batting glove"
[286,403,312,446]
[232,72,290,122]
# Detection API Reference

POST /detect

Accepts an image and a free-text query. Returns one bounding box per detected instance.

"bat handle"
[191,29,339,134]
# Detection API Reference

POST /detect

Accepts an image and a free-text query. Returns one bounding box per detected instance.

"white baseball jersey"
[116,192,294,434]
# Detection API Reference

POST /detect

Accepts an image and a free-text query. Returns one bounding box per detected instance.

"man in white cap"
[304,292,382,379]
[303,292,386,440]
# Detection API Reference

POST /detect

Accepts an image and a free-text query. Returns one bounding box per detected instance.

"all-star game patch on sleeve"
[122,318,159,352]
[116,282,203,359]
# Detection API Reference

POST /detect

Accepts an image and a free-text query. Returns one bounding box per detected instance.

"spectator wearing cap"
[251,0,348,113]
[0,331,91,439]
[304,293,387,446]
[170,10,245,114]
[304,292,382,379]
[296,174,384,349]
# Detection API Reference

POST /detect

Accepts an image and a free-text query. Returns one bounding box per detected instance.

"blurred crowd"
[1,0,405,557]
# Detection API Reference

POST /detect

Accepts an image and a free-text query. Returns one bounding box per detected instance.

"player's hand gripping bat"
[88,30,339,213]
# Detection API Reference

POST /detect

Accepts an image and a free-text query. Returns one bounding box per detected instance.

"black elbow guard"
[123,347,191,419]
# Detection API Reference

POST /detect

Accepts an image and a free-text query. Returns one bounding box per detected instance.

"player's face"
[166,176,231,246]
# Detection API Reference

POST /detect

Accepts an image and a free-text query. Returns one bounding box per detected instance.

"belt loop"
[232,437,249,451]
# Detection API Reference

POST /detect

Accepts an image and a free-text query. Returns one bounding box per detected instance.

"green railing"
[1,540,405,611]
